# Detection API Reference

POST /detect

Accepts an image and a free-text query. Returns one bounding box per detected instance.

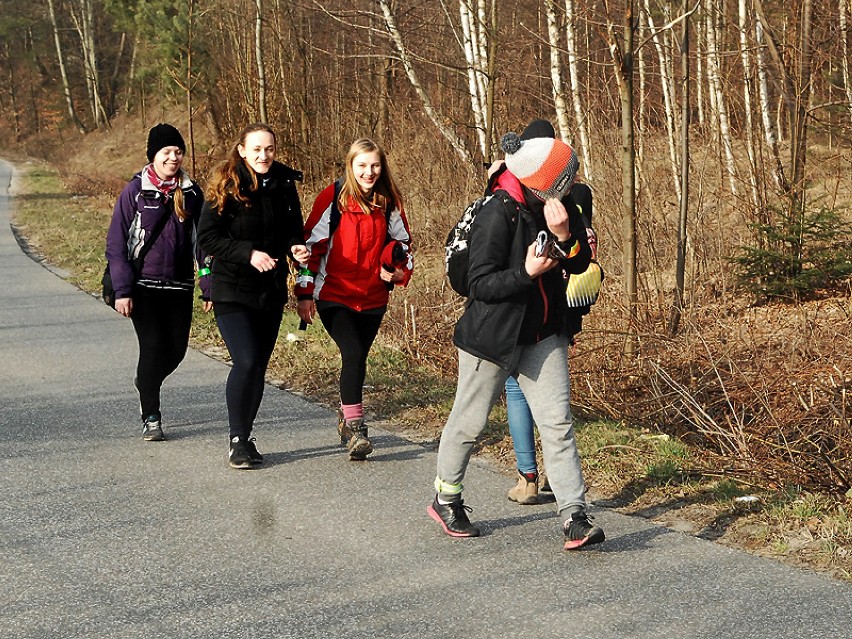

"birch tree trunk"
[637,10,646,166]
[71,0,108,127]
[737,0,762,213]
[379,0,472,164]
[255,0,268,123]
[644,0,682,203]
[46,0,86,133]
[545,1,572,141]
[695,9,705,128]
[459,0,495,160]
[754,0,811,211]
[564,0,593,179]
[124,33,138,113]
[107,32,126,118]
[5,44,20,138]
[755,19,788,192]
[272,0,294,127]
[669,0,690,336]
[841,0,852,127]
[705,0,737,194]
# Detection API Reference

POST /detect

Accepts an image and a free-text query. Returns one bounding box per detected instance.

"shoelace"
[451,501,474,517]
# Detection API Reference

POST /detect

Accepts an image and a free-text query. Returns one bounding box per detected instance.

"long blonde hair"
[172,186,186,221]
[338,138,402,215]
[205,123,276,212]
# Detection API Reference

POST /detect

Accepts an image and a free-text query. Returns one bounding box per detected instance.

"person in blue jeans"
[496,120,599,506]
[429,124,605,550]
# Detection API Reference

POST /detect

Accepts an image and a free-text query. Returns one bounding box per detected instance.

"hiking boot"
[229,436,254,470]
[427,495,480,538]
[563,511,605,550]
[507,472,539,505]
[344,418,372,461]
[244,437,264,465]
[337,408,351,446]
[142,414,164,442]
[537,472,556,503]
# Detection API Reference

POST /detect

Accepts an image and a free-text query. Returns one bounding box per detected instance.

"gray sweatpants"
[436,334,587,518]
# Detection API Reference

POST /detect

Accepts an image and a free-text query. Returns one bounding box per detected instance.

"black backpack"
[444,192,515,297]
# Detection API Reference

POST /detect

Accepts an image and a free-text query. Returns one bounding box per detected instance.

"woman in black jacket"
[198,123,309,469]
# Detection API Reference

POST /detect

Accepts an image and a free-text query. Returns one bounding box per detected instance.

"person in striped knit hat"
[428,128,605,550]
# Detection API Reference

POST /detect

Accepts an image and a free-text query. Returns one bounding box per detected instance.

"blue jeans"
[505,376,537,474]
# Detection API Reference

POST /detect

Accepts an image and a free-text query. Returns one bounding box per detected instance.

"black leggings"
[318,305,384,406]
[215,305,283,439]
[130,286,193,418]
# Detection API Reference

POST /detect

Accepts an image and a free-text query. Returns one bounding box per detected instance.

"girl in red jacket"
[295,138,413,460]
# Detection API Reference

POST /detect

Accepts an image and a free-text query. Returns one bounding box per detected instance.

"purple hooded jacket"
[105,168,210,300]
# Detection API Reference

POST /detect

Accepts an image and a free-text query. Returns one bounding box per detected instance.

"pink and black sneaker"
[428,496,481,537]
[563,511,605,550]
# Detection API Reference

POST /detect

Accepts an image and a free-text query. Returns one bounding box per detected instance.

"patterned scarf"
[146,164,179,201]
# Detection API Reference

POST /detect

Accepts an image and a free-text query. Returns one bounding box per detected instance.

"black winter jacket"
[197,161,304,310]
[453,169,591,370]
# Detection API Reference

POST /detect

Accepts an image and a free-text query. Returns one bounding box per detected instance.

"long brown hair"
[205,123,276,212]
[338,138,403,215]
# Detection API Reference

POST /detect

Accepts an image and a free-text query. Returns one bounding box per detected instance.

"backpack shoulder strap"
[329,178,397,242]
[132,205,172,271]
[329,178,344,237]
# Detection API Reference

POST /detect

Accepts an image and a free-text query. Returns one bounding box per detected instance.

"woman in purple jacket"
[105,123,211,442]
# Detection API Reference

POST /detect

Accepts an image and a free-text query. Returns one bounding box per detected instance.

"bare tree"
[737,0,762,213]
[669,0,691,336]
[564,0,594,179]
[255,0,268,123]
[378,0,472,164]
[842,0,852,127]
[705,0,737,194]
[70,0,108,127]
[545,0,572,141]
[46,0,86,133]
[643,0,681,203]
[607,0,639,354]
[754,18,788,193]
[754,0,814,217]
[459,0,497,160]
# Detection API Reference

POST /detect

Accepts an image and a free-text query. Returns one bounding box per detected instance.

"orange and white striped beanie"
[501,132,579,201]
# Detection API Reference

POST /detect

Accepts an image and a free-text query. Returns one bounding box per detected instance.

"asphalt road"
[2,158,851,639]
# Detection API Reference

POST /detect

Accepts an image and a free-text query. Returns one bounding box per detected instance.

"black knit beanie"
[521,119,556,141]
[146,123,186,162]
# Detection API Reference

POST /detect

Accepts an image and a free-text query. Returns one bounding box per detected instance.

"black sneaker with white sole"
[142,414,164,442]
[229,437,254,469]
[244,437,264,465]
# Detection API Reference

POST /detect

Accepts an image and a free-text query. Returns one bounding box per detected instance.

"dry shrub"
[569,298,852,494]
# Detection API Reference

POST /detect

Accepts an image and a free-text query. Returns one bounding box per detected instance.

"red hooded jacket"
[295,182,413,311]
